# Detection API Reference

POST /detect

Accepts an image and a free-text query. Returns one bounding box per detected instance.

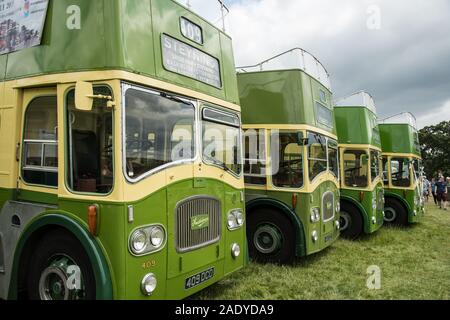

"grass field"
[194,203,450,300]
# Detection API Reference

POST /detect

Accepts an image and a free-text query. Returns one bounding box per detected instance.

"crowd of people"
[422,171,450,210]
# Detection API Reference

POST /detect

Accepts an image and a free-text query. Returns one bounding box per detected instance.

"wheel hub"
[384,207,397,222]
[253,224,283,254]
[339,211,351,232]
[39,256,85,300]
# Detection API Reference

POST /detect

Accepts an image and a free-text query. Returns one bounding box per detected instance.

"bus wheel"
[247,208,295,264]
[339,202,363,240]
[27,230,96,300]
[384,198,407,225]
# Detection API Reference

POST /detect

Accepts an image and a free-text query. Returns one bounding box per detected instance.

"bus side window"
[22,96,58,187]
[382,156,389,186]
[243,129,267,185]
[66,87,114,194]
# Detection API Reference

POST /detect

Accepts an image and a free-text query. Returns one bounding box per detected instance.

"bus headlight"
[312,230,319,243]
[150,226,165,248]
[372,199,377,210]
[336,202,341,213]
[228,209,244,230]
[231,243,241,259]
[141,273,157,296]
[131,230,147,254]
[310,208,320,223]
[129,225,166,256]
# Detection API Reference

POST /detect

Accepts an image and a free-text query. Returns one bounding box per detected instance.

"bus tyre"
[384,198,408,226]
[27,230,96,300]
[339,202,363,240]
[247,208,295,265]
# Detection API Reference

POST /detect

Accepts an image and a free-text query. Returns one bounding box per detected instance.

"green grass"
[194,203,450,300]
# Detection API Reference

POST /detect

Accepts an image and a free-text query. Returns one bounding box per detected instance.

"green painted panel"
[238,70,336,135]
[340,183,384,234]
[245,180,340,256]
[379,124,421,156]
[2,0,238,104]
[335,107,381,147]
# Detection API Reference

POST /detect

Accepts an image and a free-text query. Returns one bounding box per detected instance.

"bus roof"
[238,68,336,136]
[335,91,377,115]
[0,0,239,105]
[237,48,331,90]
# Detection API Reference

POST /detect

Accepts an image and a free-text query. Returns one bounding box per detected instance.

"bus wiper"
[315,134,326,152]
[203,154,233,174]
[160,93,191,106]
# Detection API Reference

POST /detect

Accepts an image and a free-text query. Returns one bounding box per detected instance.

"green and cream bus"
[379,113,425,225]
[334,91,384,239]
[237,48,341,264]
[0,0,246,300]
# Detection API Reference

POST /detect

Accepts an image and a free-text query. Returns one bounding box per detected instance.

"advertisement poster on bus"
[0,0,49,55]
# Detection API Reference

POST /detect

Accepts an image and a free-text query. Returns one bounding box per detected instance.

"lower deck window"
[391,158,411,187]
[66,87,114,194]
[343,150,368,188]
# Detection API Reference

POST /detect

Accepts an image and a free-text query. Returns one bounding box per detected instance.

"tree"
[419,121,450,178]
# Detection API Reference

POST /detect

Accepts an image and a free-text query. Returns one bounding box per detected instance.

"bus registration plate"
[185,267,215,290]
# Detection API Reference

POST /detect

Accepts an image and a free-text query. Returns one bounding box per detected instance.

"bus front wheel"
[26,230,96,300]
[339,202,363,240]
[384,198,408,226]
[247,208,295,264]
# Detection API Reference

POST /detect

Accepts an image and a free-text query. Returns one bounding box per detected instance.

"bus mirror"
[75,81,94,111]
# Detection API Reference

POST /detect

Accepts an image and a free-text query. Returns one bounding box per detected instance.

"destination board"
[162,34,222,88]
[0,0,49,55]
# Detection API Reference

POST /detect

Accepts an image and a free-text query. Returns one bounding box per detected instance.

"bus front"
[238,48,341,264]
[379,113,425,225]
[334,92,385,239]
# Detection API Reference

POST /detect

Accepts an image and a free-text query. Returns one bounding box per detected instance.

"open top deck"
[237,49,335,136]
[0,0,239,104]
[379,113,421,156]
[334,91,381,147]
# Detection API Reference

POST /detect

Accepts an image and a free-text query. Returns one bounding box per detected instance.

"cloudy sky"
[183,0,450,129]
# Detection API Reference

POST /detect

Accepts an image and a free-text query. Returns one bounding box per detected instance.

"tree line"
[419,121,450,179]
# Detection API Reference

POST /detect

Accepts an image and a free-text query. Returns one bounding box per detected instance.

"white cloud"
[416,100,450,129]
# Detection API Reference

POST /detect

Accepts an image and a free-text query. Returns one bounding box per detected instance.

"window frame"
[65,84,116,196]
[122,83,199,184]
[307,131,339,184]
[201,104,243,178]
[341,148,369,189]
[21,95,59,189]
[243,129,267,186]
[269,130,305,189]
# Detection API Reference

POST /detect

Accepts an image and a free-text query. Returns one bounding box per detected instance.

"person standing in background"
[436,176,447,210]
[431,178,438,205]
[422,176,430,202]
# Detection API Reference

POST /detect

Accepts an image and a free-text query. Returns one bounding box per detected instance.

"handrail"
[335,90,377,114]
[379,112,418,130]
[236,47,331,90]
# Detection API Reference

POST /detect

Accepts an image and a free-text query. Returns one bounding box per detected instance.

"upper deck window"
[315,102,333,128]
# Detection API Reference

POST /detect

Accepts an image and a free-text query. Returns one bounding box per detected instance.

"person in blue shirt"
[436,176,447,210]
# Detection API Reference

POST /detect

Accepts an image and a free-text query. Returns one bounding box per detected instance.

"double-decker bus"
[237,48,340,264]
[334,91,384,239]
[379,113,425,225]
[0,0,246,300]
